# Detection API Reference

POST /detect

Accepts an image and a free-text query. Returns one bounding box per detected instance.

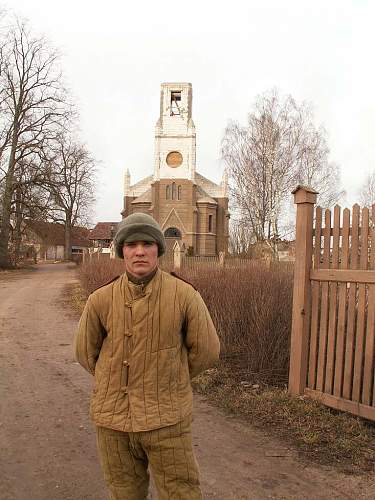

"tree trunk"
[64,217,72,260]
[14,186,23,265]
[0,117,20,268]
[0,178,14,268]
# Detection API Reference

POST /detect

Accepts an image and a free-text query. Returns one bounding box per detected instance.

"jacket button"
[121,386,128,393]
[125,331,133,337]
[123,360,129,366]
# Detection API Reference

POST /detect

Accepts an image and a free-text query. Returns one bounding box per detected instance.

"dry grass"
[193,366,375,474]
[69,282,87,314]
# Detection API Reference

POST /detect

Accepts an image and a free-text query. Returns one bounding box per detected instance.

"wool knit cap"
[114,213,166,258]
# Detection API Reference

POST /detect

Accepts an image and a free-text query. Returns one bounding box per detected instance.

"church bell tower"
[122,82,229,256]
[153,83,196,181]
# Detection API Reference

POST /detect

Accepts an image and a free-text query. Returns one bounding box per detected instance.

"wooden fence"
[83,250,111,262]
[82,246,268,272]
[289,186,375,421]
[159,245,258,272]
[182,255,220,270]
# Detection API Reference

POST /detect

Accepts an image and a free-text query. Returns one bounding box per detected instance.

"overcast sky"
[5,0,375,223]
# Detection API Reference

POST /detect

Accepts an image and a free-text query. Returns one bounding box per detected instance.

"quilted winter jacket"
[74,269,220,432]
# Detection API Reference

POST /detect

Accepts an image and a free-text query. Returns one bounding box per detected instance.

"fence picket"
[352,208,369,402]
[363,205,375,405]
[333,208,350,397]
[308,207,322,389]
[325,205,340,394]
[343,204,360,400]
[316,209,331,391]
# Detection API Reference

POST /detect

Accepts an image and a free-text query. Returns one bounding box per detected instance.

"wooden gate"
[289,186,375,421]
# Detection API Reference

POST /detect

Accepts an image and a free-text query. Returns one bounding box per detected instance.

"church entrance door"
[164,227,182,255]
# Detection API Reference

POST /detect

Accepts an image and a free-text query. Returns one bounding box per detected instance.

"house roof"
[25,221,91,247]
[89,222,119,240]
[71,227,91,247]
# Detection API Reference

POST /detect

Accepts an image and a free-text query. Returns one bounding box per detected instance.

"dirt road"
[0,263,373,500]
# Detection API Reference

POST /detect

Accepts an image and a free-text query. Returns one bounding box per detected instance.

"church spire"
[124,169,130,196]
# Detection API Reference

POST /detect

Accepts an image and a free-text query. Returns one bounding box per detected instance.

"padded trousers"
[96,416,202,500]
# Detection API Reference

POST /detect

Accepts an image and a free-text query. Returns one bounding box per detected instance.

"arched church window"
[178,185,182,200]
[166,185,170,199]
[209,215,213,232]
[164,227,182,239]
[172,182,177,200]
[170,91,181,116]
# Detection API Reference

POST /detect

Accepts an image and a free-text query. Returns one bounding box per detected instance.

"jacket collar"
[120,267,161,302]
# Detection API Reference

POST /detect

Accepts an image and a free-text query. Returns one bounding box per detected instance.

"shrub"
[77,259,293,386]
[179,263,293,385]
[78,258,125,296]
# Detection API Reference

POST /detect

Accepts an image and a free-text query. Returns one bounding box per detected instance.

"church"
[121,82,229,256]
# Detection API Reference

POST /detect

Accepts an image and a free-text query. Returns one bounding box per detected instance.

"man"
[74,212,220,500]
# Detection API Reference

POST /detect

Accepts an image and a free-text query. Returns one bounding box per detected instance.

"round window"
[166,151,183,168]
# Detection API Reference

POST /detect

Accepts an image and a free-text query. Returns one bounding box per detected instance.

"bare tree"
[0,20,68,267]
[45,132,95,260]
[295,126,344,208]
[222,90,343,255]
[10,154,52,262]
[358,171,375,208]
[228,217,253,255]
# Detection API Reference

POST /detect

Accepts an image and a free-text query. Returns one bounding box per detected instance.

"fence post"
[173,241,181,270]
[219,251,225,268]
[288,185,318,395]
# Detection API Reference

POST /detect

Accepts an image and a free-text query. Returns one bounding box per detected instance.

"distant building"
[24,221,90,261]
[89,222,118,250]
[121,82,229,256]
[247,240,295,262]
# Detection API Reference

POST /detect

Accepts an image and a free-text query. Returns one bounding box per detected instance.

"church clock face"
[166,151,183,168]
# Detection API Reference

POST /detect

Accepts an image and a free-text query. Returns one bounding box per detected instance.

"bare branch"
[222,89,344,254]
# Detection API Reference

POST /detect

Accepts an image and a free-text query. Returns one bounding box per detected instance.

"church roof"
[196,185,217,205]
[128,175,153,197]
[195,172,224,198]
[131,188,152,204]
[196,196,217,205]
[127,172,225,201]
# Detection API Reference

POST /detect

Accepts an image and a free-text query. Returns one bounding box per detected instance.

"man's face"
[122,241,158,278]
